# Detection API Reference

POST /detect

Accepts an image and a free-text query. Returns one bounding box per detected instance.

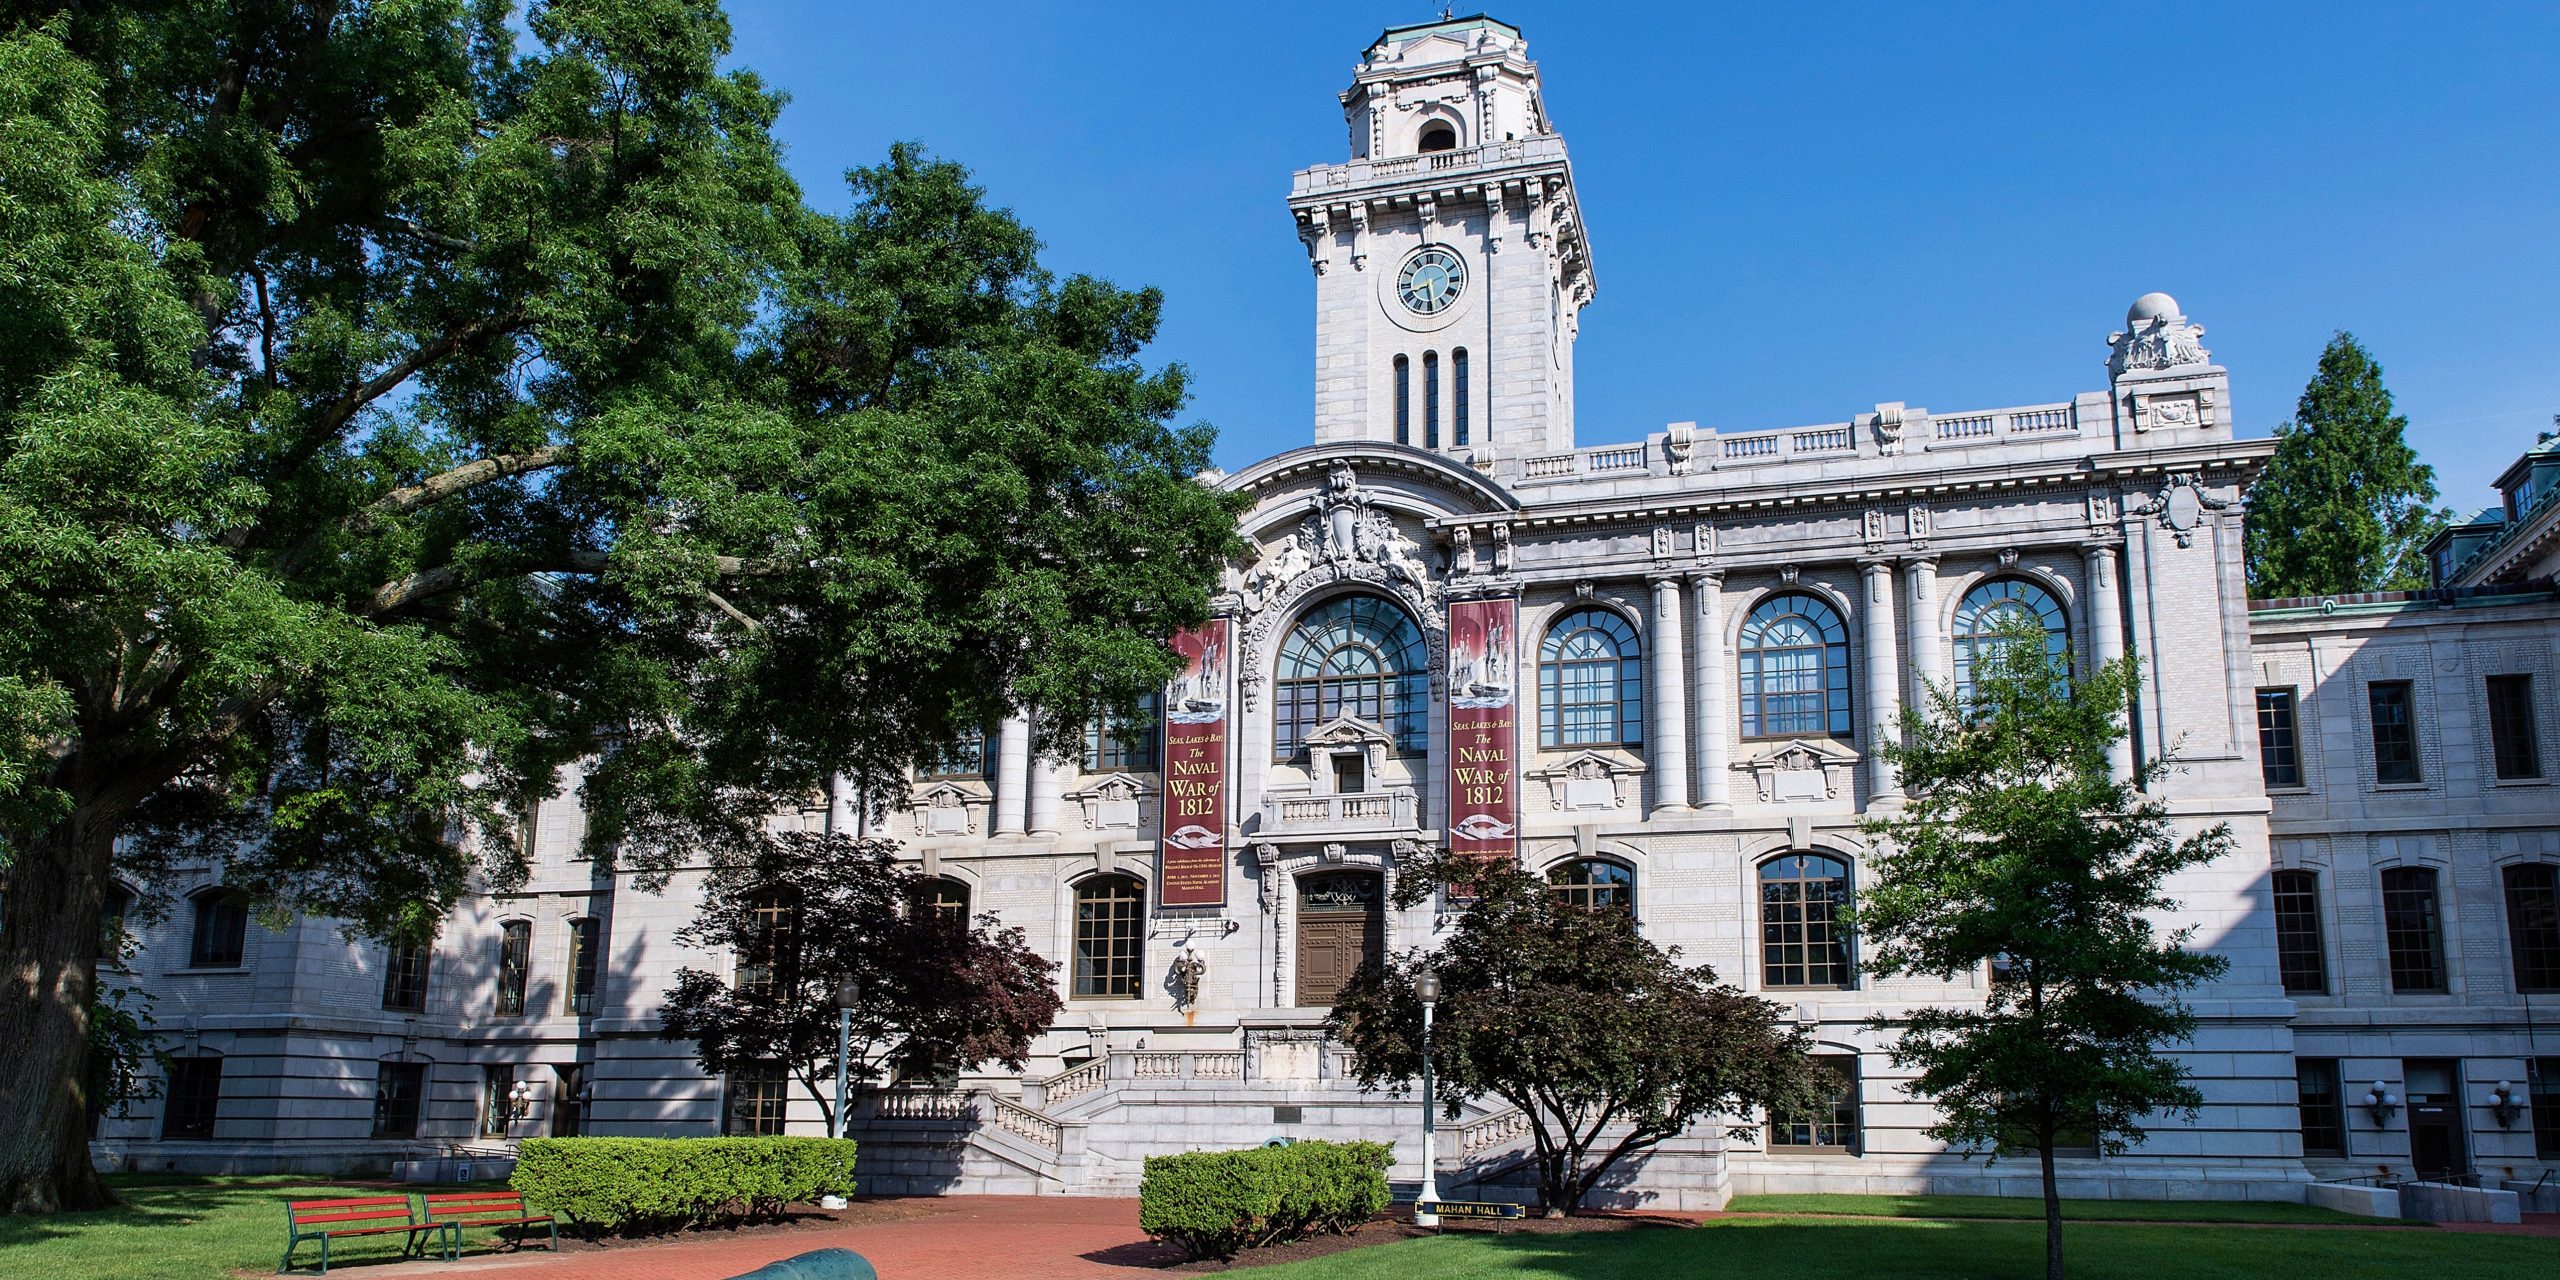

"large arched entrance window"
[1539,609,1643,749]
[1952,578,2070,700]
[1274,595,1429,762]
[1738,594,1852,739]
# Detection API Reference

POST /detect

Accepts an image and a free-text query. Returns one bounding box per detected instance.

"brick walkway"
[406,1197,1175,1280]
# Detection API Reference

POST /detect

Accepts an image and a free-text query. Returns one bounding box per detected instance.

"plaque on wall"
[1159,620,1231,907]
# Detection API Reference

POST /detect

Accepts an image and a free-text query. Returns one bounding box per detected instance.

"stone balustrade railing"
[1458,1107,1532,1155]
[1511,399,2089,487]
[990,1096,1062,1152]
[1260,786,1419,837]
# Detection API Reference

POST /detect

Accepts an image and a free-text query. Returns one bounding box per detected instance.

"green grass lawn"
[1723,1192,2396,1224]
[1252,1216,2559,1280]
[0,1174,516,1280]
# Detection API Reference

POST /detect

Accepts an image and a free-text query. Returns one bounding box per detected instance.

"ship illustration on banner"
[1448,611,1513,710]
[1452,813,1515,842]
[1164,824,1225,850]
[1167,627,1228,724]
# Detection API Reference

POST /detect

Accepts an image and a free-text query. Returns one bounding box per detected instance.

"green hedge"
[511,1137,858,1235]
[1138,1139,1393,1260]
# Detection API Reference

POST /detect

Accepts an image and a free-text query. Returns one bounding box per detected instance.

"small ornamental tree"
[659,833,1062,1133]
[1857,617,2233,1280]
[2245,332,2449,597]
[1328,852,1826,1216]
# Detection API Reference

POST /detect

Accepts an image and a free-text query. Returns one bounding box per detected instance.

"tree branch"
[347,445,569,533]
[365,549,779,616]
[313,310,526,438]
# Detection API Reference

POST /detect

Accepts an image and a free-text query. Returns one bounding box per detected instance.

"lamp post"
[832,978,861,1141]
[1413,968,1443,1227]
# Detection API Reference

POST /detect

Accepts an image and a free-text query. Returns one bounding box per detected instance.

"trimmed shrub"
[511,1136,858,1235]
[1138,1139,1393,1260]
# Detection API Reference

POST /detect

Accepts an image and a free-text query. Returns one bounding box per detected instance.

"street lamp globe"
[836,978,862,1009]
[1414,970,1442,1005]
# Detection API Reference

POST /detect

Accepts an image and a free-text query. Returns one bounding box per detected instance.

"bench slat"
[292,1208,417,1225]
[440,1214,555,1227]
[288,1196,412,1210]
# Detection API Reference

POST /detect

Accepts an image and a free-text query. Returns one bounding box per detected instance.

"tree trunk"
[0,806,121,1213]
[2039,1122,2063,1280]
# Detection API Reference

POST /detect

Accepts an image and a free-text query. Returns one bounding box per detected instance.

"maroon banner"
[1446,598,1518,860]
[1158,620,1231,907]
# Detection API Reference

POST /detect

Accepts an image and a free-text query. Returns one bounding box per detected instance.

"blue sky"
[726,2,2559,511]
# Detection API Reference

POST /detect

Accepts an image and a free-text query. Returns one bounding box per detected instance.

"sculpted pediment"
[1065,772,1153,832]
[907,780,984,836]
[1528,749,1646,812]
[1732,739,1858,803]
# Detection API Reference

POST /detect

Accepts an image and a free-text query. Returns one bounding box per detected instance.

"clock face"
[1397,246,1466,315]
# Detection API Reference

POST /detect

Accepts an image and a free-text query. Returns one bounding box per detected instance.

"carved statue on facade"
[2108,293,2211,376]
[1171,949,1207,1011]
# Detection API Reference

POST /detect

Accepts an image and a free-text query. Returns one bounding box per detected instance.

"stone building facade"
[94,16,2559,1208]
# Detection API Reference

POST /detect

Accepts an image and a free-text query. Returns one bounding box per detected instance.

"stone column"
[1647,575,1690,812]
[1027,713,1070,836]
[993,712,1031,836]
[2084,544,2133,779]
[1688,570,1729,809]
[1905,558,1941,717]
[1859,560,1903,801]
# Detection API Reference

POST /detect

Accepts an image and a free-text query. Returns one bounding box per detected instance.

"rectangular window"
[1452,348,1470,446]
[495,920,531,1017]
[725,1063,788,1136]
[373,1061,427,1138]
[1073,878,1146,998]
[2488,674,2542,780]
[2533,1058,2560,1159]
[2296,1058,2346,1157]
[2256,688,2303,788]
[566,918,601,1015]
[1081,693,1162,773]
[161,1057,222,1139]
[481,1064,514,1138]
[2271,868,2327,995]
[2380,866,2447,993]
[382,938,431,1012]
[922,725,987,780]
[737,891,797,1002]
[2368,681,2420,784]
[2504,864,2560,993]
[1769,1056,1860,1152]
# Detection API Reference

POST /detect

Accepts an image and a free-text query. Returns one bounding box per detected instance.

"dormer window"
[1417,122,1458,153]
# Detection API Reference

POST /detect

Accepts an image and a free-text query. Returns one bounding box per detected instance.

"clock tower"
[1290,15,1595,459]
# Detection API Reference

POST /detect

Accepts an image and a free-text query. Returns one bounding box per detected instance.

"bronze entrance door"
[1295,871,1383,1008]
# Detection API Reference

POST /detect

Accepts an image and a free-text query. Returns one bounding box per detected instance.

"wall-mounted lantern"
[2363,1081,2400,1126]
[2489,1081,2523,1129]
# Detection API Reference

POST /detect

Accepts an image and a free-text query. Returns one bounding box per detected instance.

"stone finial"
[2107,292,2211,377]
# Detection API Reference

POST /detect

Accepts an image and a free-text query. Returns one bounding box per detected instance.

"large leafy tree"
[2244,332,2448,597]
[659,833,1061,1133]
[1857,618,2233,1280]
[0,0,1239,1213]
[1329,853,1825,1216]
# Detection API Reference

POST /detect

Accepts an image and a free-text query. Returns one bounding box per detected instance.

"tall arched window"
[1452,349,1471,446]
[1539,608,1643,749]
[1393,356,1411,445]
[1423,351,1441,449]
[735,888,799,1003]
[916,877,972,922]
[189,889,249,969]
[1952,578,2070,700]
[1738,594,1852,739]
[1275,596,1430,761]
[1760,854,1853,989]
[494,919,532,1015]
[1074,875,1146,998]
[1547,859,1635,914]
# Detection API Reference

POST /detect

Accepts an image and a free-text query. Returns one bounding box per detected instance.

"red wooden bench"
[279,1195,450,1274]
[417,1189,559,1259]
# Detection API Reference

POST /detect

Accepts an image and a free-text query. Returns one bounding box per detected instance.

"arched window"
[1423,350,1441,449]
[1452,348,1470,446]
[1952,578,2070,700]
[189,889,249,969]
[1393,356,1411,445]
[1738,594,1852,739]
[2500,863,2559,993]
[2271,869,2327,995]
[1547,859,1635,914]
[1073,875,1146,998]
[916,877,972,921]
[1760,854,1852,989]
[1539,608,1643,749]
[565,917,601,1014]
[1418,121,1458,152]
[1275,596,1430,761]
